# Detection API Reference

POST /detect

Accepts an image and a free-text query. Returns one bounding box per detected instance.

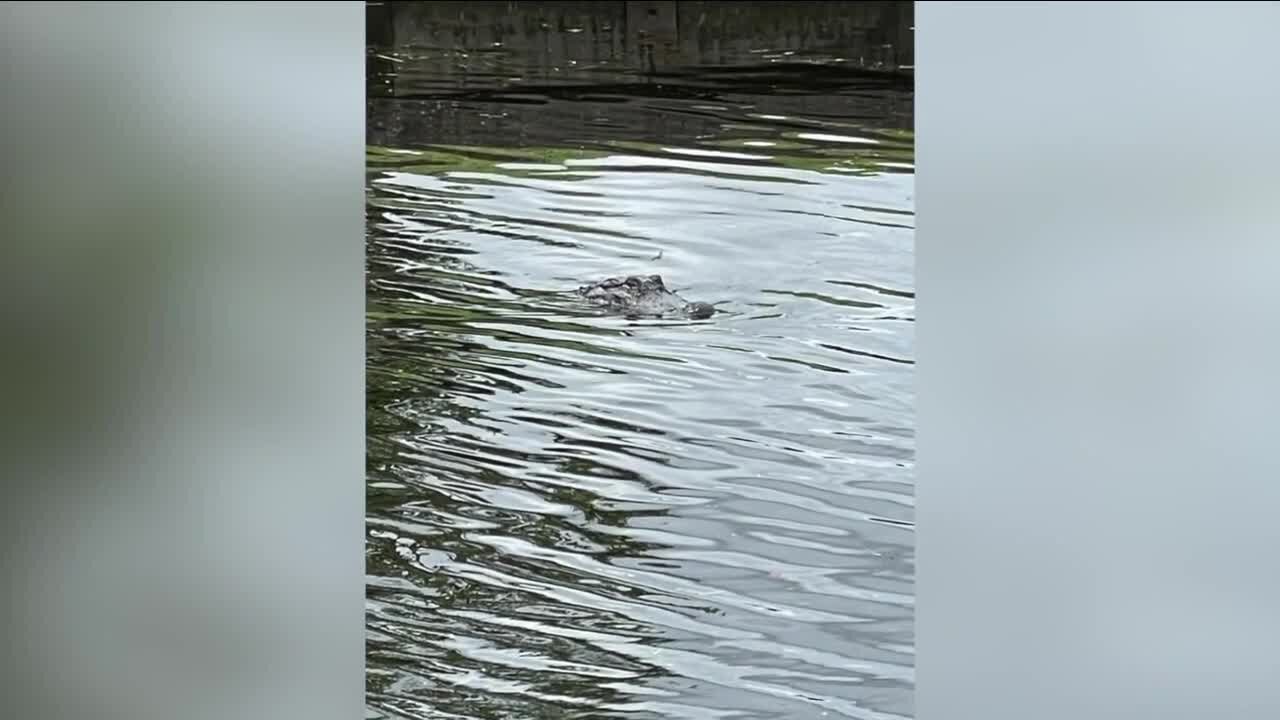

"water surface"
[367,13,914,719]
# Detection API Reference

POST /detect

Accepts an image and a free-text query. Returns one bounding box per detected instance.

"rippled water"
[367,17,914,720]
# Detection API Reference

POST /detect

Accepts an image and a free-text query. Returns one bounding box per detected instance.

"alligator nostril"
[687,302,715,320]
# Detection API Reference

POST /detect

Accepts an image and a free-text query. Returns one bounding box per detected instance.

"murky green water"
[367,12,914,719]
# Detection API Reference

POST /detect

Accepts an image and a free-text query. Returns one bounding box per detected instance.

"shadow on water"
[367,2,914,719]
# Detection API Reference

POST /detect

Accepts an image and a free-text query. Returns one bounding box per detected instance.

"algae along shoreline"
[368,132,915,181]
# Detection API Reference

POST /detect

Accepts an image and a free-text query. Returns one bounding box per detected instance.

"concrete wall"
[366,1,914,147]
[369,1,913,77]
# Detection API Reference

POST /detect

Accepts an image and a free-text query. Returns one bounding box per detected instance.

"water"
[366,12,914,720]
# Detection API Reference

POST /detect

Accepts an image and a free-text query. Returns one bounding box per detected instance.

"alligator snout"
[685,302,715,320]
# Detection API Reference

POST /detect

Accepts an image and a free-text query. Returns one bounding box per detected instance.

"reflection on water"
[367,4,913,719]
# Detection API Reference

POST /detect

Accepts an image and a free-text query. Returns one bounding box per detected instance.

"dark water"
[366,14,914,720]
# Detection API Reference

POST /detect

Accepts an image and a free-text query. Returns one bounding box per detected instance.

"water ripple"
[368,9,914,719]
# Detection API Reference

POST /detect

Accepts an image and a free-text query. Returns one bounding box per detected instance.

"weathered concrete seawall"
[369,1,912,76]
[367,1,914,147]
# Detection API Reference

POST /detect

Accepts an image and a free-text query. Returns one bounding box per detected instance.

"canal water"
[366,16,914,720]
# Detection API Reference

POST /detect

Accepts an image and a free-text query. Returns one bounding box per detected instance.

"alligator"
[575,274,716,320]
